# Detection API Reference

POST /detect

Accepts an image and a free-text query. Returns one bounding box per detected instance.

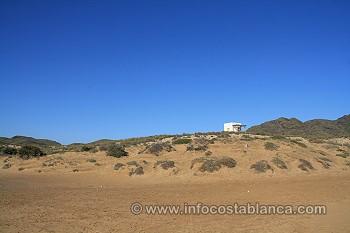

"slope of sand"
[1,135,350,232]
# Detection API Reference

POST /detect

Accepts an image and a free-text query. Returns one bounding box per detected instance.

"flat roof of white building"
[224,122,245,126]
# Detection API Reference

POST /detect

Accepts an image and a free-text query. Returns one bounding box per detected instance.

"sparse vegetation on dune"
[129,166,144,176]
[271,157,288,169]
[187,137,211,152]
[264,142,279,151]
[0,146,18,156]
[173,138,192,144]
[140,142,175,155]
[18,145,45,159]
[154,160,175,170]
[107,144,128,158]
[114,163,125,171]
[190,156,237,173]
[298,159,315,172]
[250,160,274,173]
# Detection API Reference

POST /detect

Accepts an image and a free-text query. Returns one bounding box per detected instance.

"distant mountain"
[247,114,350,138]
[0,136,61,147]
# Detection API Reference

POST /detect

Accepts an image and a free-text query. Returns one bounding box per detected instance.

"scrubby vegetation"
[336,149,349,158]
[18,145,45,159]
[0,146,18,155]
[114,163,125,170]
[187,138,210,151]
[140,142,175,155]
[173,138,192,144]
[247,114,350,138]
[298,159,315,171]
[126,161,139,166]
[240,135,254,141]
[250,160,274,173]
[154,160,175,170]
[289,139,307,148]
[86,159,97,163]
[129,166,144,176]
[264,142,279,151]
[2,163,11,169]
[190,156,237,172]
[271,157,287,169]
[107,144,128,158]
[316,158,331,169]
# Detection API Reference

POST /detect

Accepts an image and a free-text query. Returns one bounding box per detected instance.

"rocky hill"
[247,114,350,138]
[0,136,61,147]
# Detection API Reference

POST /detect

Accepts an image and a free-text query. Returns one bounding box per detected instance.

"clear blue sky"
[1,0,349,144]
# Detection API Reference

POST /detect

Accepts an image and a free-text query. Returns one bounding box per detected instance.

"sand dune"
[1,135,350,232]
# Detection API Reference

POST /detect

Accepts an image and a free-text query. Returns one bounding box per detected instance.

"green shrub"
[2,163,11,169]
[240,135,254,141]
[173,138,192,144]
[114,163,125,170]
[187,138,210,151]
[154,160,175,170]
[336,152,349,158]
[126,161,139,166]
[18,145,45,159]
[316,159,331,169]
[190,156,237,172]
[0,146,18,155]
[264,142,279,151]
[140,142,175,155]
[129,167,144,176]
[250,160,274,173]
[81,145,93,152]
[86,159,97,163]
[298,159,315,171]
[271,157,287,169]
[271,135,287,140]
[107,144,128,158]
[290,140,307,148]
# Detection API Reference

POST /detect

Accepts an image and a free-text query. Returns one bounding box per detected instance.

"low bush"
[187,138,210,152]
[336,152,349,158]
[129,166,144,176]
[318,157,332,162]
[298,159,315,171]
[81,145,94,152]
[2,163,11,169]
[18,145,45,159]
[250,160,274,173]
[114,163,125,170]
[290,140,307,148]
[141,142,175,155]
[190,156,237,173]
[316,158,331,169]
[126,161,139,166]
[264,142,279,151]
[107,144,128,158]
[86,159,97,163]
[271,135,287,140]
[0,146,18,155]
[154,160,175,170]
[173,138,192,144]
[240,135,254,141]
[271,157,287,169]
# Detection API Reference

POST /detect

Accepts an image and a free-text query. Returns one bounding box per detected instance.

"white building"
[224,122,246,132]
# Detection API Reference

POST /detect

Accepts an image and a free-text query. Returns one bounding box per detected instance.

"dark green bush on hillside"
[18,145,45,159]
[81,145,94,152]
[173,138,192,144]
[107,144,128,158]
[264,142,279,151]
[0,146,18,155]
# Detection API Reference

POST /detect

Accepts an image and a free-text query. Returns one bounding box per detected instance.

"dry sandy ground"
[1,136,350,232]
